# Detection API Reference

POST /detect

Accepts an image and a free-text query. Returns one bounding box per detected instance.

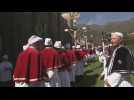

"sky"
[78,12,134,25]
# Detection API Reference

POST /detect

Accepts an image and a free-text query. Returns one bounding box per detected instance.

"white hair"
[111,32,124,38]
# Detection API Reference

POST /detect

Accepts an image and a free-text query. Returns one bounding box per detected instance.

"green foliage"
[73,61,104,87]
[74,59,134,87]
[124,35,134,53]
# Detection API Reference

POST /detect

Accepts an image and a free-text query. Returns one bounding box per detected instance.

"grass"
[73,38,134,87]
[73,59,134,87]
[73,59,104,87]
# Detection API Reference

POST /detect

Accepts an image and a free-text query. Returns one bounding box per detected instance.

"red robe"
[89,49,93,55]
[75,50,85,61]
[57,50,70,71]
[65,49,77,65]
[79,50,85,59]
[83,49,89,59]
[83,49,89,56]
[40,47,61,71]
[92,49,96,55]
[13,47,41,83]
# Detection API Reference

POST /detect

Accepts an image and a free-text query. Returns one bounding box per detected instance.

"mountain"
[86,17,134,32]
[80,17,134,45]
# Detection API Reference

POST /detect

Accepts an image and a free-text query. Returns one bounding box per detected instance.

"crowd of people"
[12,35,97,87]
[0,31,134,87]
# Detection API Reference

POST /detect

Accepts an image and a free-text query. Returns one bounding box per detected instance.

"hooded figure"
[65,43,77,84]
[54,41,71,87]
[75,44,85,79]
[40,38,61,87]
[13,35,43,87]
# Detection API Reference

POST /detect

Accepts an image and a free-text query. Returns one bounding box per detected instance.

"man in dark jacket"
[105,32,134,87]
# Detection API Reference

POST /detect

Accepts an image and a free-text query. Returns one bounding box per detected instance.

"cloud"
[79,12,134,25]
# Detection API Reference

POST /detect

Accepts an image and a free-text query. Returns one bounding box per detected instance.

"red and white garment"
[40,47,61,87]
[13,47,41,84]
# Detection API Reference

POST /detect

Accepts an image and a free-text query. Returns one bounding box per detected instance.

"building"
[0,12,71,64]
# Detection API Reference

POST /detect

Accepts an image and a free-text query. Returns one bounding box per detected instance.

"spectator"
[0,54,13,87]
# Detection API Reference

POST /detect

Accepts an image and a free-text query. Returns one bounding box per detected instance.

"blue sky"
[78,12,134,25]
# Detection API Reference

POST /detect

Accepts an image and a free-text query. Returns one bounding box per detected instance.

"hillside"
[81,17,134,45]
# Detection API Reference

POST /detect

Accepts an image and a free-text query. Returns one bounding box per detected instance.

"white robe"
[44,69,61,87]
[75,60,84,76]
[58,70,70,87]
[69,64,76,82]
[105,72,133,87]
[15,82,29,87]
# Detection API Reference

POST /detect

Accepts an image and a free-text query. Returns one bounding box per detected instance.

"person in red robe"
[65,43,77,85]
[13,35,43,87]
[54,41,71,87]
[75,45,85,80]
[40,38,61,87]
[81,46,89,65]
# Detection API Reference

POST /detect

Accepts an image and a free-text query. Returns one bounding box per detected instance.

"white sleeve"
[106,73,121,87]
[101,70,105,76]
[119,81,133,87]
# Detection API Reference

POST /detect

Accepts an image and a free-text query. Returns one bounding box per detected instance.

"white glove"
[72,64,76,66]
[47,70,54,79]
[44,82,51,87]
